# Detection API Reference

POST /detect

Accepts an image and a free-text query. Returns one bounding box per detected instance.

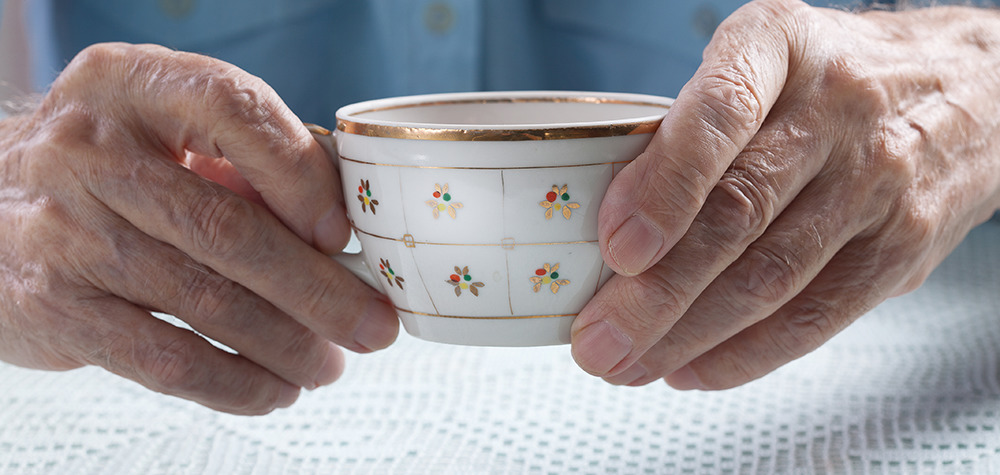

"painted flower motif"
[540,184,580,220]
[447,266,484,297]
[530,263,570,294]
[379,258,405,290]
[357,179,379,214]
[426,183,463,219]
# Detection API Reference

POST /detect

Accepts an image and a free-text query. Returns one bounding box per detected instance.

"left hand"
[570,0,1000,389]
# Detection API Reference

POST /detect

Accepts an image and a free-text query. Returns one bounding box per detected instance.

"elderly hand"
[572,0,1000,389]
[0,43,398,414]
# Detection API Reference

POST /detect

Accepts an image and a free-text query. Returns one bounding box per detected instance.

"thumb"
[596,0,800,277]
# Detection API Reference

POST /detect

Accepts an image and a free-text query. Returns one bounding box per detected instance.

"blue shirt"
[10,0,1000,124]
[4,0,999,224]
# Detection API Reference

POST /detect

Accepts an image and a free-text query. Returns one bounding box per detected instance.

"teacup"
[309,91,672,346]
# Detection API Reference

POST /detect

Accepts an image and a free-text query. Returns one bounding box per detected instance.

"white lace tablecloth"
[2,221,999,475]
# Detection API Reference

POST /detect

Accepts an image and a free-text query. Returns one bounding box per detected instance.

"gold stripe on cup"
[351,226,596,247]
[396,307,577,320]
[337,121,661,141]
[337,96,670,141]
[338,154,634,170]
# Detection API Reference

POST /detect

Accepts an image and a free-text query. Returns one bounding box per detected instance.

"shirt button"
[424,2,455,34]
[159,0,196,19]
[692,4,721,40]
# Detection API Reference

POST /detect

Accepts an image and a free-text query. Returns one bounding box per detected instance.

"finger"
[662,238,902,390]
[68,296,300,415]
[84,215,346,390]
[67,43,349,253]
[573,102,831,377]
[84,154,398,354]
[598,171,870,386]
[596,0,803,277]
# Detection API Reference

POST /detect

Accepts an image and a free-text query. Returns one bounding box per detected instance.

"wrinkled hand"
[0,43,398,414]
[572,0,1000,388]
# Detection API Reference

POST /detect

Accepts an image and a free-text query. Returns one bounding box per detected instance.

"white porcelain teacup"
[308,91,672,346]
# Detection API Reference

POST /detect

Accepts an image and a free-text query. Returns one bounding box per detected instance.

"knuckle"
[692,69,766,146]
[204,72,266,117]
[772,305,837,359]
[202,72,284,143]
[628,152,715,231]
[821,53,880,100]
[870,123,919,191]
[188,192,261,260]
[729,0,804,22]
[821,54,898,138]
[142,338,200,393]
[183,270,245,326]
[59,43,125,81]
[702,168,774,249]
[648,153,714,211]
[617,272,691,332]
[735,246,802,305]
[55,43,164,110]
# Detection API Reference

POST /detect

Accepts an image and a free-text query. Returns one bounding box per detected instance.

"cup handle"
[305,123,339,169]
[331,251,380,290]
[305,123,382,291]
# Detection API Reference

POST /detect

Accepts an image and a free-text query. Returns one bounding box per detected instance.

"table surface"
[1,221,999,475]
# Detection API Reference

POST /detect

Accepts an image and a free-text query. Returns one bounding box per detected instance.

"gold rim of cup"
[333,93,673,141]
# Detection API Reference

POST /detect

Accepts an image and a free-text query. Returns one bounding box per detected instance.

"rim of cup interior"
[334,90,673,141]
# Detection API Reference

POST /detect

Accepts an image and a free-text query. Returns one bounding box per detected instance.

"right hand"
[0,43,399,415]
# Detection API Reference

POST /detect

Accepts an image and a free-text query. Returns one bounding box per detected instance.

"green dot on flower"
[366,190,372,197]
[443,193,451,202]
[550,272,559,279]
[561,193,570,201]
[464,274,471,281]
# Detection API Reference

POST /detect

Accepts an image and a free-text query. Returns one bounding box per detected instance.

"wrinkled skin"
[573,0,1000,389]
[3,0,1000,416]
[0,43,399,415]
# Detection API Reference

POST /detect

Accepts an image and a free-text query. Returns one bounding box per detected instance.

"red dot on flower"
[450,274,461,282]
[379,264,385,270]
[535,268,546,276]
[546,192,557,202]
[433,191,441,198]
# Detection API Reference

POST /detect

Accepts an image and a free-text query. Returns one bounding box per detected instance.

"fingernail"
[353,298,399,352]
[666,365,705,391]
[313,207,348,254]
[313,343,345,388]
[603,362,648,386]
[607,214,663,276]
[572,320,633,376]
[276,383,300,409]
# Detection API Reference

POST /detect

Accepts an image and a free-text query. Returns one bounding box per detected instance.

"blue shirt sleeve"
[33,0,1000,124]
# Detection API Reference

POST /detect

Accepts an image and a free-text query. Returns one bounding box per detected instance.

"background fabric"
[1,220,998,474]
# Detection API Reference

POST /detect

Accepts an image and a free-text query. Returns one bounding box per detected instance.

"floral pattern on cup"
[379,258,405,290]
[448,266,484,297]
[540,185,580,220]
[530,263,570,294]
[426,183,463,219]
[357,179,379,215]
